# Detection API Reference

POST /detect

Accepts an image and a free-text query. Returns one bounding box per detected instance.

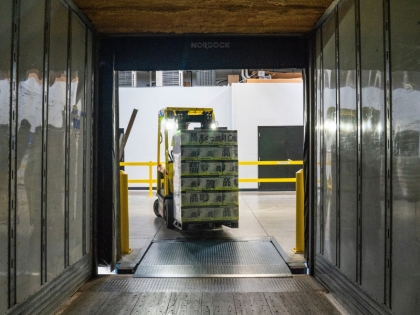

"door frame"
[94,34,315,274]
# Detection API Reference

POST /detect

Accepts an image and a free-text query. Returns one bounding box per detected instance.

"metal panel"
[82,26,88,256]
[6,254,91,315]
[86,275,327,293]
[112,70,121,267]
[64,5,71,268]
[338,0,357,282]
[321,14,337,266]
[135,265,291,278]
[390,0,420,314]
[40,0,50,286]
[0,0,92,312]
[315,29,322,254]
[0,0,13,312]
[359,0,386,303]
[315,254,393,315]
[47,0,68,282]
[16,0,45,303]
[68,12,86,265]
[134,240,291,278]
[85,30,93,254]
[9,0,20,306]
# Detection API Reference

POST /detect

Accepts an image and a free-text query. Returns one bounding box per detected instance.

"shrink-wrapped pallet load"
[173,130,239,227]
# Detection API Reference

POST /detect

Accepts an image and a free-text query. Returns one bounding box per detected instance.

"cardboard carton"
[174,130,237,146]
[180,161,238,176]
[181,176,238,191]
[180,146,238,161]
[180,191,238,206]
[181,206,239,222]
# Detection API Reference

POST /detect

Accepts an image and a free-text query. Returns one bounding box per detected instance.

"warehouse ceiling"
[72,0,334,34]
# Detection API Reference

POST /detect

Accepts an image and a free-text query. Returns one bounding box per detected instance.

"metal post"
[149,161,153,197]
[9,0,20,306]
[119,171,130,254]
[293,169,305,254]
[383,0,393,307]
[119,109,138,161]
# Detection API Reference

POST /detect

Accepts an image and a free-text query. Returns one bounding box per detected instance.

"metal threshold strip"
[134,237,292,278]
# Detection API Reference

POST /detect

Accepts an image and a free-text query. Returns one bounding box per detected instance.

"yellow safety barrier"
[119,160,303,197]
[293,169,304,254]
[239,178,297,183]
[119,171,131,254]
[120,161,158,197]
[239,161,303,165]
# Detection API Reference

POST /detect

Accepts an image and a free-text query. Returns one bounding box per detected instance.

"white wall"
[119,86,232,187]
[119,83,303,189]
[232,83,304,188]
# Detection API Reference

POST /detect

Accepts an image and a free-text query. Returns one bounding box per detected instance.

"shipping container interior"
[1,0,419,314]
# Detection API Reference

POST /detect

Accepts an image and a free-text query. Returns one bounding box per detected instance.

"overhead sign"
[191,42,231,49]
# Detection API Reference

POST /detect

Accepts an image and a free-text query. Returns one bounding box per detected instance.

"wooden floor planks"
[295,291,343,315]
[95,292,140,315]
[132,292,172,314]
[234,293,272,315]
[265,292,307,315]
[54,284,343,315]
[54,292,111,315]
[202,293,236,315]
[165,293,203,314]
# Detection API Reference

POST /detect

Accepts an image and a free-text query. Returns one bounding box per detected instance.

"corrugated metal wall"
[313,0,420,314]
[0,0,94,313]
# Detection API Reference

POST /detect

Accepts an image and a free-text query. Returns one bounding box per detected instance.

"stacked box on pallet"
[173,130,239,226]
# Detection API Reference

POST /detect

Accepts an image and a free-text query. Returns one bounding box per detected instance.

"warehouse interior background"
[118,69,304,190]
[0,0,419,314]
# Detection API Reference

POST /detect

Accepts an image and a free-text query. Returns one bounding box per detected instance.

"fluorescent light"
[166,120,174,130]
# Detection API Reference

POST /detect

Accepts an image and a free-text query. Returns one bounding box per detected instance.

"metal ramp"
[134,238,292,278]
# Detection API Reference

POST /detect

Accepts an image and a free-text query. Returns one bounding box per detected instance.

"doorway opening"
[114,68,306,276]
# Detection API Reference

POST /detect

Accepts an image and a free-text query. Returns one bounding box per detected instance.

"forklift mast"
[157,107,216,198]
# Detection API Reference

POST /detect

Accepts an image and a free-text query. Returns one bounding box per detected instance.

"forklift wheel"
[153,199,161,217]
[164,199,174,229]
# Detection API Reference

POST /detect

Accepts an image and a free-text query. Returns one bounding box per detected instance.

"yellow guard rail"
[119,161,305,255]
[119,160,303,197]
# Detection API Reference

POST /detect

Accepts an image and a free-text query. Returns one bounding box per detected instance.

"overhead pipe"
[245,69,251,78]
[241,69,247,81]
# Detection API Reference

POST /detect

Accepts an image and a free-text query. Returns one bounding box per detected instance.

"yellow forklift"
[153,107,217,229]
[153,107,240,230]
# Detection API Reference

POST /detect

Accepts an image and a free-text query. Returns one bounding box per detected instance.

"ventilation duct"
[156,71,183,86]
[118,71,137,87]
[196,70,216,86]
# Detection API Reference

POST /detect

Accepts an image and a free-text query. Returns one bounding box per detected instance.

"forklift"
[153,107,239,230]
[153,107,217,229]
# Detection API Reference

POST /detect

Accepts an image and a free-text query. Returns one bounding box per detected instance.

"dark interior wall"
[313,0,420,314]
[96,34,310,269]
[0,0,95,313]
[106,36,308,71]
